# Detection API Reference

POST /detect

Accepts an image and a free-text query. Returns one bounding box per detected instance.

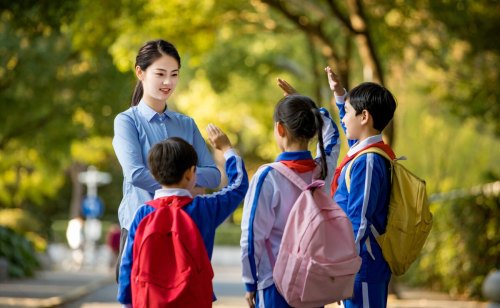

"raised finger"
[206,124,217,136]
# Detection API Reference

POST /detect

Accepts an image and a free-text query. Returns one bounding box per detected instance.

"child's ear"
[276,122,286,137]
[184,166,196,181]
[360,110,371,125]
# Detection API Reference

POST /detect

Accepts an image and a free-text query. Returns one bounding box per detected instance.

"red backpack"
[131,196,214,308]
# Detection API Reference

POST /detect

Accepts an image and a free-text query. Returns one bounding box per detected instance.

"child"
[326,66,397,308]
[105,224,121,270]
[240,93,341,308]
[113,40,221,279]
[65,215,85,270]
[117,124,248,307]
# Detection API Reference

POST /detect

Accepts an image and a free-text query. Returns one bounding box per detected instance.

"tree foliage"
[0,2,130,229]
[369,0,500,135]
[407,193,500,298]
[0,0,499,293]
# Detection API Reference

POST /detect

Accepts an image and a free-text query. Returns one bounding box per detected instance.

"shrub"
[0,226,40,278]
[0,208,46,251]
[404,192,500,298]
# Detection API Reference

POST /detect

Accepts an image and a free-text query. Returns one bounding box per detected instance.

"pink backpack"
[268,163,362,307]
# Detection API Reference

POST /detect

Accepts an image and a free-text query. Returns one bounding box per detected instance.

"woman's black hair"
[273,95,328,180]
[148,137,198,185]
[131,40,181,106]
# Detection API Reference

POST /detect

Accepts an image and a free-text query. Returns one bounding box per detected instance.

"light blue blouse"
[112,100,221,228]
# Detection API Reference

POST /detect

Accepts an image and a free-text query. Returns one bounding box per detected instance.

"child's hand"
[324,66,346,96]
[245,291,256,308]
[206,124,232,152]
[277,78,298,96]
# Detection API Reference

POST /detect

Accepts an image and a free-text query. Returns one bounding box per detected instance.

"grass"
[52,219,242,246]
[214,222,241,246]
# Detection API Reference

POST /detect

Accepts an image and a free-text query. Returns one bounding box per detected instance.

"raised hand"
[277,78,298,96]
[324,66,346,96]
[206,123,232,152]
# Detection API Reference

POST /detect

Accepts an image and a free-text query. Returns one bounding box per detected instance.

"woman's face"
[137,54,179,105]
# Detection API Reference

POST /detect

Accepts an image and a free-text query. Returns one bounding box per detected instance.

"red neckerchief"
[280,159,317,173]
[146,195,193,209]
[331,141,396,197]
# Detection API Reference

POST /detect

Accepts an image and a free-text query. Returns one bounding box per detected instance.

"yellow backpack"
[345,147,433,276]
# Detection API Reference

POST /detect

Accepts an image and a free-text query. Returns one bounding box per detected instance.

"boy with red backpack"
[326,66,397,308]
[117,124,248,307]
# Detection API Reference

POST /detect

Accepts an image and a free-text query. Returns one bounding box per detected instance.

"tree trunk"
[69,162,86,218]
[346,0,394,145]
[260,0,395,145]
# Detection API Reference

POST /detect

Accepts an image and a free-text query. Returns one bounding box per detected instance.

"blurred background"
[0,0,498,302]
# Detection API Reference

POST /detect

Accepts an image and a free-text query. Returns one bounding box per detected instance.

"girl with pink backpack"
[240,88,346,308]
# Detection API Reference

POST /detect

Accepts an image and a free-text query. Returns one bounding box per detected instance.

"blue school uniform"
[240,109,341,307]
[117,149,248,305]
[334,94,392,308]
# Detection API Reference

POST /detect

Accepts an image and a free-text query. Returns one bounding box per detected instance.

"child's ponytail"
[274,95,328,180]
[312,108,328,180]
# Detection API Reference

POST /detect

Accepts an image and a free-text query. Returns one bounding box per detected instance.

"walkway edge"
[0,275,114,307]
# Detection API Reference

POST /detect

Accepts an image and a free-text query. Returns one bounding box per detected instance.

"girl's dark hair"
[131,39,181,106]
[346,82,397,132]
[148,137,198,185]
[273,95,328,180]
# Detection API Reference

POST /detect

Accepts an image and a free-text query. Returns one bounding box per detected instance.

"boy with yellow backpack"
[325,66,433,308]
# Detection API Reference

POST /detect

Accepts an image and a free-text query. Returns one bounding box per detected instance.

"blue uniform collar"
[275,150,313,162]
[347,135,383,156]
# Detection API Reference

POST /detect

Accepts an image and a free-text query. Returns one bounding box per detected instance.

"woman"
[112,39,221,279]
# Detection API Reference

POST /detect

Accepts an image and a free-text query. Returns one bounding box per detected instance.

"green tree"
[0,1,130,233]
[369,0,500,136]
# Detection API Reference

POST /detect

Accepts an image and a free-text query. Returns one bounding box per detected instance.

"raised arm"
[325,66,357,147]
[317,108,341,196]
[203,124,249,226]
[190,121,221,189]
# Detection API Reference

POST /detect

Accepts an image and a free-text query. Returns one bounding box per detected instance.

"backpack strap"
[331,141,387,196]
[342,147,393,261]
[268,162,325,191]
[345,147,394,193]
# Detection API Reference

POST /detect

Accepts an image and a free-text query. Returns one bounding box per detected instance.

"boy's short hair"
[148,137,198,185]
[347,82,397,132]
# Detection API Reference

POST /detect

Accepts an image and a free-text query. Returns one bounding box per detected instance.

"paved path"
[0,245,488,308]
